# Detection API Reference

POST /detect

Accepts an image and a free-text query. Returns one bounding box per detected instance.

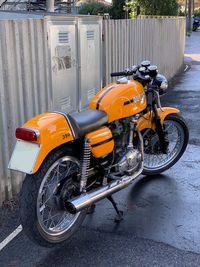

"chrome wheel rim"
[37,156,80,237]
[143,120,185,171]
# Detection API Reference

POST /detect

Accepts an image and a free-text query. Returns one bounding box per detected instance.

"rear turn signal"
[15,128,39,142]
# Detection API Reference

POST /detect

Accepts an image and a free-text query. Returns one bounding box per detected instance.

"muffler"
[65,166,143,214]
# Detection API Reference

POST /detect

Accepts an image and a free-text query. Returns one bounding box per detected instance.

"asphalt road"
[0,32,200,267]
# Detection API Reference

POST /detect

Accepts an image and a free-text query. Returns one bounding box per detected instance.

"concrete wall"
[0,16,186,205]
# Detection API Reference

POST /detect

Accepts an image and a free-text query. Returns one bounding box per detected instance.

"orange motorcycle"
[8,60,189,247]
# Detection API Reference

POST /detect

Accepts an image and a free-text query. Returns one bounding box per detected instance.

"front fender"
[137,107,180,132]
[23,112,74,173]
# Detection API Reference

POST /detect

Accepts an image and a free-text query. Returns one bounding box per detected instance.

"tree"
[110,0,126,19]
[128,0,179,18]
[78,2,110,15]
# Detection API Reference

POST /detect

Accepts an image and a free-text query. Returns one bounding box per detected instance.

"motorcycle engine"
[111,120,142,176]
[115,149,142,175]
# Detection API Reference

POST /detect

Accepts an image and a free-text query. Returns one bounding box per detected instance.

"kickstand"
[107,195,124,223]
[87,204,96,214]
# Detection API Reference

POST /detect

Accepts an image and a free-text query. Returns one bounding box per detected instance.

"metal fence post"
[46,0,54,12]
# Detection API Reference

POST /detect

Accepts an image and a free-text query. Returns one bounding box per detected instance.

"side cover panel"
[136,107,180,132]
[86,127,114,158]
[23,112,74,173]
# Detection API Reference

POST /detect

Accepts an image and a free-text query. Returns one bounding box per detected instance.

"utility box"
[78,17,102,110]
[46,16,102,113]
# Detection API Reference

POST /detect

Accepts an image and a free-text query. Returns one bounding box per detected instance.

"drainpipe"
[46,0,54,12]
[185,0,187,16]
[187,0,192,32]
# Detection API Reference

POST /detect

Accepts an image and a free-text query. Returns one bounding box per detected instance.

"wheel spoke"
[143,120,185,171]
[37,157,81,235]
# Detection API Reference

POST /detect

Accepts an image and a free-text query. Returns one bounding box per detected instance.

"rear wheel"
[193,25,198,31]
[142,114,189,175]
[20,147,86,247]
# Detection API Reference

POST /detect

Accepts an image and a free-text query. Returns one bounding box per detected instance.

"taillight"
[15,128,39,142]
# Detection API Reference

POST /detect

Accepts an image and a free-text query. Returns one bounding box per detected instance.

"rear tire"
[193,26,198,31]
[142,114,189,176]
[20,146,86,247]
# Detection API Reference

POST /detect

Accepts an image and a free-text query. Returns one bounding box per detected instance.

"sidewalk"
[185,31,200,64]
[163,30,200,146]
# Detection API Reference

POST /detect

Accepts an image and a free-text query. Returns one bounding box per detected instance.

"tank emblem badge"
[124,91,145,106]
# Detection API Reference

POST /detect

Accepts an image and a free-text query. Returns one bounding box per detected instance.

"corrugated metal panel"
[103,18,186,84]
[0,18,51,204]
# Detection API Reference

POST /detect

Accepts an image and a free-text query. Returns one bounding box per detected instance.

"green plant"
[110,0,126,19]
[128,0,179,18]
[194,7,200,17]
[78,2,110,15]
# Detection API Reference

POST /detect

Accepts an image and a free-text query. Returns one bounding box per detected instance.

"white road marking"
[184,65,189,72]
[0,224,23,251]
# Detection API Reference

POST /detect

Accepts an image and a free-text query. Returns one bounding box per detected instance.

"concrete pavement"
[0,31,200,266]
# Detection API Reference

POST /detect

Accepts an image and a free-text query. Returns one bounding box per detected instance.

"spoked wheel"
[20,147,86,247]
[142,114,189,175]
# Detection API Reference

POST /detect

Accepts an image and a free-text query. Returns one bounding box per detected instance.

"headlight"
[155,74,168,95]
[160,81,168,90]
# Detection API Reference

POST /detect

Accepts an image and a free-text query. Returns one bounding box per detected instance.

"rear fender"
[137,107,180,132]
[23,112,74,173]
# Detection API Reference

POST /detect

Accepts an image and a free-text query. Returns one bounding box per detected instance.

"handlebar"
[110,70,135,77]
[110,70,156,86]
[111,71,152,84]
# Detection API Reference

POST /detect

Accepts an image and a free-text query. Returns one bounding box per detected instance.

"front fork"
[147,89,169,154]
[152,104,169,154]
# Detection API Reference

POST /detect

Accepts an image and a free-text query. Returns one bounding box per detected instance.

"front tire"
[142,114,189,176]
[20,147,86,247]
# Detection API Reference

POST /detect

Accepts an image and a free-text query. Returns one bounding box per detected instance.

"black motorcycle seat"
[67,109,108,139]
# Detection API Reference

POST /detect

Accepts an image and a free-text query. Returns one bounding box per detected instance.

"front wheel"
[142,113,189,176]
[20,147,86,247]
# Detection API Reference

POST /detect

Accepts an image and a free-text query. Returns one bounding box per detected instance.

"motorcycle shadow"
[129,174,170,199]
[127,173,175,209]
[36,175,178,267]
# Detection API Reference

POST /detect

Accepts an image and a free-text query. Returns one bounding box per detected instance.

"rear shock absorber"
[80,138,91,193]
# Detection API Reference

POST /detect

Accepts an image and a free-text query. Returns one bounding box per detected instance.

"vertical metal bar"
[46,0,54,12]
[187,0,192,31]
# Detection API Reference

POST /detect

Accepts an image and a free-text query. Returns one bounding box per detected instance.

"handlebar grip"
[110,71,127,77]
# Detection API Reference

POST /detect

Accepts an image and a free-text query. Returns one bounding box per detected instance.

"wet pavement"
[0,32,200,266]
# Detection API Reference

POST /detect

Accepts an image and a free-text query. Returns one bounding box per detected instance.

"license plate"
[8,140,41,174]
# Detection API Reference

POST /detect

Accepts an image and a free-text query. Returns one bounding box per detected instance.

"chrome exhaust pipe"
[65,166,143,214]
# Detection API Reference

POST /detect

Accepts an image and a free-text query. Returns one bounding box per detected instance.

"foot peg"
[107,195,124,223]
[107,174,122,181]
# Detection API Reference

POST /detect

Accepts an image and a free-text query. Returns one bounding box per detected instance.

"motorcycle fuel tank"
[89,80,147,122]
